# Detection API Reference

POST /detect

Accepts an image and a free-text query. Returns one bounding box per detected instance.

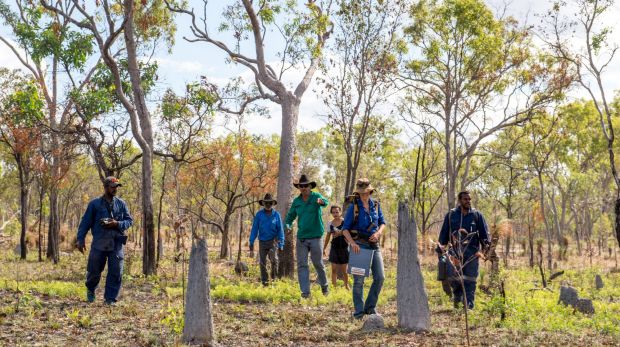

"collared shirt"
[249,209,285,249]
[77,196,133,244]
[342,198,385,236]
[439,207,490,256]
[285,191,329,239]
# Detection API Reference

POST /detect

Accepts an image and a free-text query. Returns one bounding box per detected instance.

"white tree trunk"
[183,238,216,346]
[397,201,431,332]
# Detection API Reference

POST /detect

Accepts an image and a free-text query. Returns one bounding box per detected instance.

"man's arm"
[77,200,95,243]
[477,212,491,249]
[117,200,134,232]
[438,212,450,246]
[316,192,329,207]
[276,212,285,250]
[284,202,297,229]
[249,213,260,250]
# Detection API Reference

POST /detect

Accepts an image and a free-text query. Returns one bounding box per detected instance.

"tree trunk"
[277,96,300,278]
[124,0,156,275]
[157,158,168,267]
[47,188,60,263]
[38,184,44,262]
[183,238,216,346]
[396,201,430,332]
[220,213,230,259]
[17,156,29,260]
[615,198,620,248]
[237,210,244,262]
[537,172,553,270]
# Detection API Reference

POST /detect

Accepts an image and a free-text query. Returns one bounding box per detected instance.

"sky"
[1,0,620,137]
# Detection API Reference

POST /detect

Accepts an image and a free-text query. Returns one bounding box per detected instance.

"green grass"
[0,277,85,298]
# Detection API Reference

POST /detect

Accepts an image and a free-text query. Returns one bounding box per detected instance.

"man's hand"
[369,232,381,243]
[76,240,86,254]
[103,220,119,229]
[317,198,325,206]
[475,251,486,261]
[350,242,361,254]
[458,228,468,235]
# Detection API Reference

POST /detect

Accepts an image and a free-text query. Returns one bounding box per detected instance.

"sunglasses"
[298,184,309,188]
[263,202,274,206]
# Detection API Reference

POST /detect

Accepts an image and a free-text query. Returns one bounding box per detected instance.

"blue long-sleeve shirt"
[342,198,385,237]
[439,207,490,257]
[77,196,133,244]
[249,209,285,249]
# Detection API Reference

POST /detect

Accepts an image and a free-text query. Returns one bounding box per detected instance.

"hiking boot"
[104,300,117,306]
[467,301,475,310]
[86,290,95,303]
[321,285,329,296]
[365,308,377,315]
[352,313,364,320]
[301,292,311,299]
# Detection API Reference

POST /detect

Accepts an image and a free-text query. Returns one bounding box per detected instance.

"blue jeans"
[296,237,328,295]
[450,256,479,308]
[85,245,124,302]
[352,244,384,316]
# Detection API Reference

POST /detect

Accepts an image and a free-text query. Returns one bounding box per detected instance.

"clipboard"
[347,247,375,277]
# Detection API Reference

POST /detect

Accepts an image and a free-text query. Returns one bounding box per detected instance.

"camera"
[100,217,114,226]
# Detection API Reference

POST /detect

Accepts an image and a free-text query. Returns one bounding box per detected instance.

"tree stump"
[183,239,216,346]
[595,274,604,290]
[558,286,579,307]
[362,314,385,331]
[396,201,431,332]
[575,298,595,314]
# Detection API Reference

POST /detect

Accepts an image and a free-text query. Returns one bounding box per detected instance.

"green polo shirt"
[285,191,329,239]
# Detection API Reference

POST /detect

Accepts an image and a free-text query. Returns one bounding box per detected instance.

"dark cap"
[104,176,122,188]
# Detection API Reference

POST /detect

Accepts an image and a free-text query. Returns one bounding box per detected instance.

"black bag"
[437,255,449,281]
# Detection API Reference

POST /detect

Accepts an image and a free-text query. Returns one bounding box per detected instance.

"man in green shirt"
[285,174,330,298]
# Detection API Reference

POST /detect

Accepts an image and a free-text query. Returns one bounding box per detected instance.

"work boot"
[104,300,116,306]
[321,285,329,296]
[86,290,95,303]
[301,292,310,299]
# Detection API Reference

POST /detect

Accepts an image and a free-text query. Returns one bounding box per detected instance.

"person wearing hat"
[285,174,330,298]
[76,176,133,305]
[342,178,386,319]
[249,193,285,286]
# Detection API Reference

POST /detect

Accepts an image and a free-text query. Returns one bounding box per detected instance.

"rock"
[558,286,579,307]
[362,314,385,332]
[234,261,249,275]
[575,298,595,314]
[595,274,604,290]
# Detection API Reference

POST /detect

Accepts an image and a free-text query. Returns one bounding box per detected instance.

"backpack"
[344,194,380,238]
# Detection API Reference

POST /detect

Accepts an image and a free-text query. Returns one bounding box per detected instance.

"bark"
[17,154,29,260]
[537,171,553,270]
[182,238,216,346]
[220,215,230,259]
[157,159,168,266]
[396,201,430,332]
[123,0,156,275]
[277,96,300,278]
[46,188,60,263]
[38,184,44,262]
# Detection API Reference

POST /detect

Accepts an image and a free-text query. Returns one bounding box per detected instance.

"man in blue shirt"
[249,193,285,286]
[438,191,490,310]
[76,176,133,305]
[342,178,386,319]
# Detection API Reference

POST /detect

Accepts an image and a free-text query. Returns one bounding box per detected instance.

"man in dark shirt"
[76,176,133,305]
[438,191,490,309]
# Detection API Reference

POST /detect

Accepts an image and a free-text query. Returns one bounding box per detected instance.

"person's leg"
[451,279,463,307]
[296,238,311,296]
[462,257,479,309]
[363,249,385,314]
[309,238,328,292]
[258,241,270,285]
[331,263,338,287]
[268,242,278,282]
[104,247,124,303]
[85,248,107,298]
[352,274,365,318]
[341,264,350,289]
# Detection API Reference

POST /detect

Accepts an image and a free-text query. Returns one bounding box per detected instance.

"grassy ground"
[1,243,619,346]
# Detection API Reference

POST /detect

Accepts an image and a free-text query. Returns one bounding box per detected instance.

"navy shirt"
[249,209,285,249]
[77,196,133,245]
[439,207,490,257]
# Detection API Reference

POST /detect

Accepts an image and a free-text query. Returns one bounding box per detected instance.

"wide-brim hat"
[293,174,317,189]
[259,193,277,206]
[354,178,374,194]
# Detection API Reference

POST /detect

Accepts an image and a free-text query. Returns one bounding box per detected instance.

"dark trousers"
[85,246,124,302]
[450,256,479,307]
[259,239,278,284]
